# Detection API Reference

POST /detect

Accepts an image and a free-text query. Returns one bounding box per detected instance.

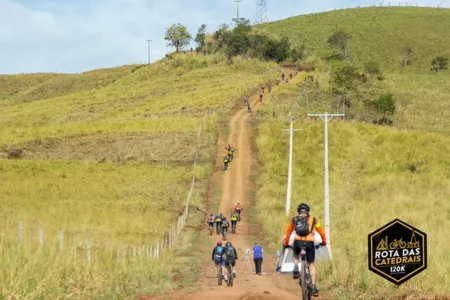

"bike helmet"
[223,217,227,221]
[226,242,232,247]
[217,241,222,246]
[297,203,310,214]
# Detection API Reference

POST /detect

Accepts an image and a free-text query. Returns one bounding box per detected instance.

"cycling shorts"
[214,255,224,266]
[225,258,236,267]
[293,240,315,263]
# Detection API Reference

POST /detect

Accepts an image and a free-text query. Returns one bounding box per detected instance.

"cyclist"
[261,84,265,93]
[223,156,229,170]
[230,147,236,159]
[230,212,238,232]
[224,241,238,278]
[235,203,243,221]
[207,213,215,232]
[221,217,230,239]
[268,84,272,93]
[227,148,233,161]
[259,93,263,102]
[244,97,249,105]
[282,73,285,80]
[212,241,225,278]
[290,73,293,80]
[215,213,223,234]
[276,79,280,86]
[283,203,327,297]
[247,103,252,113]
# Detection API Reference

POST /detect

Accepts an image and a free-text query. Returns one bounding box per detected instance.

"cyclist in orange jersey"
[283,203,327,297]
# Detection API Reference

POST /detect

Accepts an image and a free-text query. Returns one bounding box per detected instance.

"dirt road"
[153,76,328,299]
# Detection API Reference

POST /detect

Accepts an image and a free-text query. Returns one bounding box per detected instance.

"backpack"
[294,215,313,236]
[226,246,235,259]
[208,216,214,222]
[215,246,223,255]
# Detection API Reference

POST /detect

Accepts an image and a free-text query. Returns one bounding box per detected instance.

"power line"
[256,0,268,24]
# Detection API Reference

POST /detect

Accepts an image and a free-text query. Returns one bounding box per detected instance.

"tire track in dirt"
[150,73,329,300]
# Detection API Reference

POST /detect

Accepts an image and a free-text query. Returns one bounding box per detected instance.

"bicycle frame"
[222,228,228,240]
[299,247,312,300]
[226,261,234,287]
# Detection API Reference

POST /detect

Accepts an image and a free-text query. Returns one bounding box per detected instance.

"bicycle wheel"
[305,266,312,300]
[300,259,311,300]
[218,266,222,286]
[227,264,233,287]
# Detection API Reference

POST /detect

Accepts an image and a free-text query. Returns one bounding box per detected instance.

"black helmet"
[297,203,310,214]
[226,242,232,247]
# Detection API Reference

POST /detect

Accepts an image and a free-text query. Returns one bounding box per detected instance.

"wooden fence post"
[87,239,91,265]
[59,230,64,253]
[38,228,44,248]
[17,220,24,248]
[73,234,77,258]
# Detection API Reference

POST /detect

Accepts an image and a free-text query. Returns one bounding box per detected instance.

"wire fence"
[5,95,240,266]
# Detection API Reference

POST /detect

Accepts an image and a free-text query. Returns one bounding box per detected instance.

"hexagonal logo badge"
[368,219,427,285]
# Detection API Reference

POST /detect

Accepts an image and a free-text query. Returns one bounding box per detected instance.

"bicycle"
[225,261,234,287]
[216,222,222,235]
[217,264,223,286]
[222,228,228,241]
[231,222,236,234]
[236,210,241,222]
[209,223,214,235]
[298,244,317,300]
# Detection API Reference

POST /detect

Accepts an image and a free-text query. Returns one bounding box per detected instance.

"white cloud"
[0,0,447,74]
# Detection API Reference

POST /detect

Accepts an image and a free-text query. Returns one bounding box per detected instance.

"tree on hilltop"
[401,46,413,67]
[327,30,350,60]
[194,24,207,50]
[431,56,448,74]
[165,23,192,52]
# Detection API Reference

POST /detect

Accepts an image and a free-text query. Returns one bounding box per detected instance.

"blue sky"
[0,0,448,74]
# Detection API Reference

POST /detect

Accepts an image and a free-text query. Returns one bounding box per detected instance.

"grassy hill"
[259,7,450,72]
[255,80,450,299]
[253,7,450,299]
[0,54,280,298]
[1,65,138,104]
[258,7,450,136]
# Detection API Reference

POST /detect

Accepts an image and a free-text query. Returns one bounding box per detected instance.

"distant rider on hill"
[215,213,223,234]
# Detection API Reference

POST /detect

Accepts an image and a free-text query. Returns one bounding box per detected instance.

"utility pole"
[282,116,302,216]
[146,39,152,64]
[307,112,344,260]
[234,0,242,19]
[256,0,268,24]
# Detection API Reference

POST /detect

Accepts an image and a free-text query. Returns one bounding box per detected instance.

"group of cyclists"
[209,203,242,282]
[276,70,298,86]
[212,70,326,297]
[223,144,236,170]
[207,203,243,239]
[209,201,326,297]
